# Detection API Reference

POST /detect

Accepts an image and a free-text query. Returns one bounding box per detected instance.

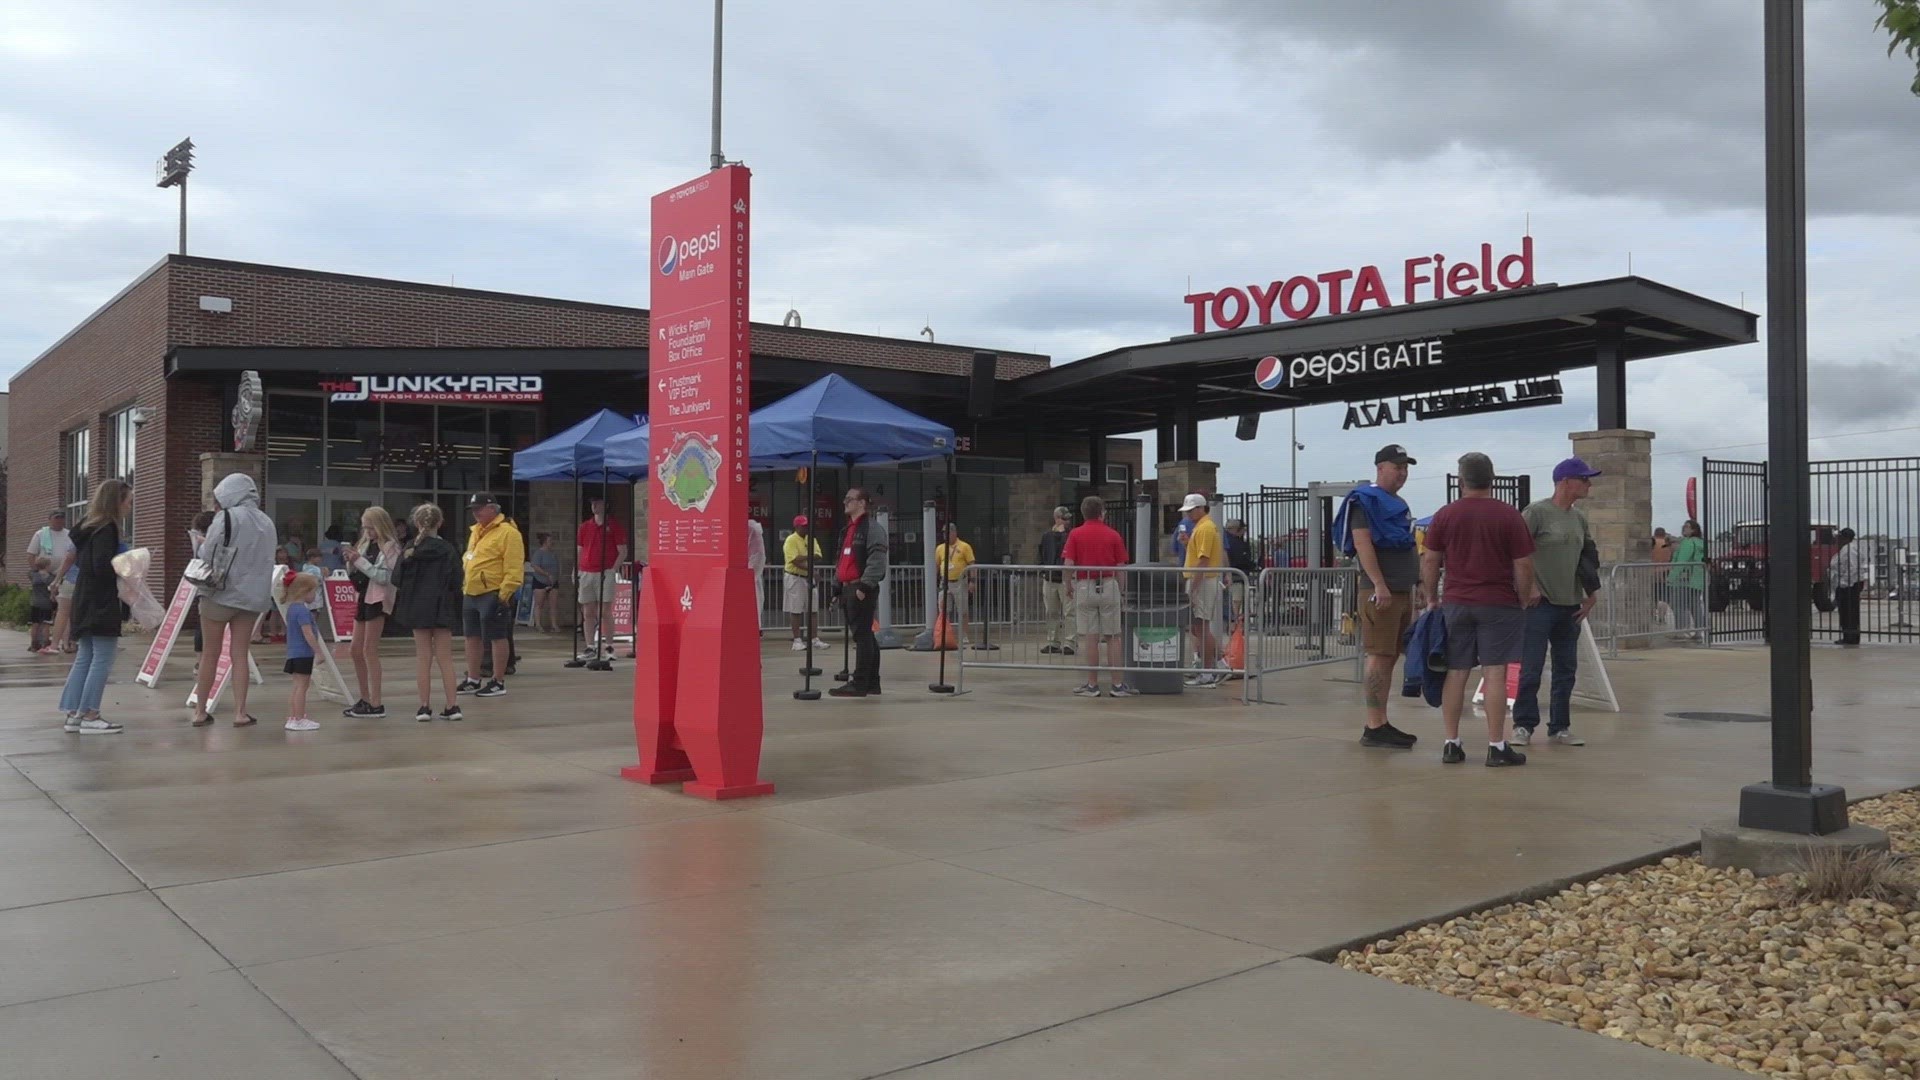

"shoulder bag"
[184,510,237,592]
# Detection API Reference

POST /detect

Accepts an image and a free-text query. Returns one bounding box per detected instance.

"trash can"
[1124,591,1190,695]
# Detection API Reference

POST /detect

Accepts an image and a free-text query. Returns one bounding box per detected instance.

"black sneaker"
[440,705,464,722]
[1441,741,1467,765]
[342,699,373,718]
[1360,722,1418,748]
[564,656,589,669]
[475,680,507,698]
[826,684,867,698]
[416,706,434,722]
[362,704,386,719]
[1040,645,1060,655]
[456,678,481,695]
[1060,645,1075,656]
[586,658,613,671]
[1487,743,1528,768]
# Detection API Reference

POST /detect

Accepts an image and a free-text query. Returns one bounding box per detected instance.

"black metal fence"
[1701,456,1920,644]
[1446,473,1532,510]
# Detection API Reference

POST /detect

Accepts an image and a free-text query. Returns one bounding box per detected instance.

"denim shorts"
[461,594,511,643]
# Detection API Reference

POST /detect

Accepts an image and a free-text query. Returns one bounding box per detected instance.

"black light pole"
[1741,0,1847,835]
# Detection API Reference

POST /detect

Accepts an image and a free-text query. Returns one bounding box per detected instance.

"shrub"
[0,585,29,628]
[1790,845,1912,904]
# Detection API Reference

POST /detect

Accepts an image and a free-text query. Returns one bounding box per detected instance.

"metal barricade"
[757,568,929,636]
[1598,562,1707,656]
[1247,566,1361,703]
[954,564,1253,702]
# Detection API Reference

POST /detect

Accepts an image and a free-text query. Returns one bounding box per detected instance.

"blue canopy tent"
[510,408,644,669]
[511,408,644,483]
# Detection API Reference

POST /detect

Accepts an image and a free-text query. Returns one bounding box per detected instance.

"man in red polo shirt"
[573,497,627,670]
[1062,494,1136,698]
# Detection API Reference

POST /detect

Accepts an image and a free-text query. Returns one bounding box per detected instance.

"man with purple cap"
[1512,457,1604,747]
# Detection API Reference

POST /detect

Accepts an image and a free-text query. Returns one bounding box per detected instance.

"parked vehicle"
[1709,519,1839,613]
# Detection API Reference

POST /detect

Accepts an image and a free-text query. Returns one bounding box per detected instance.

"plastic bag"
[110,547,169,629]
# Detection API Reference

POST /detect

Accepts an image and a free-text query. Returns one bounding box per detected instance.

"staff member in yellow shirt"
[783,516,829,651]
[1180,493,1225,687]
[459,493,524,699]
[933,523,976,640]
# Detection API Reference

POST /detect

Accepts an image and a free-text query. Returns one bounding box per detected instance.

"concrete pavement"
[1,628,1914,1078]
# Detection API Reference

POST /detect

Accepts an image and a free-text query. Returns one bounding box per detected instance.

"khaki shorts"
[1073,578,1122,636]
[1189,578,1222,623]
[782,574,812,615]
[577,569,619,605]
[1360,591,1415,657]
[198,599,262,626]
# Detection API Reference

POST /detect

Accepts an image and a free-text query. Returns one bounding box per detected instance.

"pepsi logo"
[657,236,679,276]
[1254,355,1286,391]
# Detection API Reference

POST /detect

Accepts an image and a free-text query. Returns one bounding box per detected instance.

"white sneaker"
[1549,732,1585,746]
[285,718,320,732]
[75,717,123,735]
[62,713,80,733]
[791,639,807,651]
[811,638,830,649]
[1511,727,1532,746]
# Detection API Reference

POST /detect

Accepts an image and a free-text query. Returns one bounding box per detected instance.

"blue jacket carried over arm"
[1401,607,1448,707]
[1333,484,1416,557]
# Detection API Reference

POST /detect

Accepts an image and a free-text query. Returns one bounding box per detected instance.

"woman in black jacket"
[58,480,133,735]
[382,503,464,722]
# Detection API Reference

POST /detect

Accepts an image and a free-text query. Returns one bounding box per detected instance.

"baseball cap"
[792,514,809,529]
[1179,493,1209,512]
[1375,444,1417,466]
[1552,457,1603,482]
[468,492,499,509]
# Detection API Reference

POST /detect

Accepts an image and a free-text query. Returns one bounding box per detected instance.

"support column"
[1175,411,1200,462]
[1155,420,1177,466]
[1595,322,1628,431]
[1568,429,1653,568]
[1087,432,1108,492]
[1154,460,1218,564]
[1022,430,1043,473]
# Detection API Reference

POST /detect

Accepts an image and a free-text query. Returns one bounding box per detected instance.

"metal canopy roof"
[1000,276,1757,433]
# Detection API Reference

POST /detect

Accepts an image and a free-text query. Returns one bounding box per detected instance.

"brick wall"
[7,255,1054,586]
[7,265,171,584]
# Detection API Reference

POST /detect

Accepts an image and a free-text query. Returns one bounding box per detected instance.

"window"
[1106,463,1130,485]
[110,407,139,537]
[63,427,89,520]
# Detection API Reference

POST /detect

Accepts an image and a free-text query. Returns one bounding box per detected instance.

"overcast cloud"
[3,0,1917,523]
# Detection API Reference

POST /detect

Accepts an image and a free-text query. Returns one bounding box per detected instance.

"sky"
[3,0,1917,525]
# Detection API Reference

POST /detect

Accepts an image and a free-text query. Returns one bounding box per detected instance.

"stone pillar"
[1570,429,1654,567]
[1007,474,1060,565]
[1154,461,1219,564]
[199,452,264,511]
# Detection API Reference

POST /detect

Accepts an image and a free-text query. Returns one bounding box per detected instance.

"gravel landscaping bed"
[1337,789,1920,1079]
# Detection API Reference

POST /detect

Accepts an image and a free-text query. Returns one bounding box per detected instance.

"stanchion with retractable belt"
[795,451,824,700]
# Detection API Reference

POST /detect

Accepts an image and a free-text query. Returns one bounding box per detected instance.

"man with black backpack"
[828,488,889,698]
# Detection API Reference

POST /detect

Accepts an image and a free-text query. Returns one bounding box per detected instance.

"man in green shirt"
[1513,458,1603,747]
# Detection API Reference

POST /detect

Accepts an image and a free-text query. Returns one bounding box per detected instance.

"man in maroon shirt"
[1062,494,1136,697]
[1419,453,1538,767]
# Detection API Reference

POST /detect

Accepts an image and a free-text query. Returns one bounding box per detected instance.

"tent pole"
[592,475,614,670]
[626,473,638,660]
[835,462,851,682]
[795,451,821,698]
[931,453,956,693]
[566,475,585,668]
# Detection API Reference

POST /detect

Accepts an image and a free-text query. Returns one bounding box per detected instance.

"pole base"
[683,779,776,801]
[800,666,822,677]
[1737,781,1850,834]
[834,670,851,682]
[968,643,1000,652]
[793,689,821,701]
[928,683,955,694]
[620,765,696,785]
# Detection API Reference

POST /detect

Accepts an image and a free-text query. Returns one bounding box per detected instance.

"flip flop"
[232,715,258,728]
[191,715,214,727]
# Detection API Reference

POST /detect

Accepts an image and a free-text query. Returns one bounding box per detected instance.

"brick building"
[7,256,1143,592]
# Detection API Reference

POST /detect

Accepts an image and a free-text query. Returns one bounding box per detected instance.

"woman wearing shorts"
[341,507,403,718]
[189,473,277,728]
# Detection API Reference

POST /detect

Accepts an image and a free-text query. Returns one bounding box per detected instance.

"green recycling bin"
[1124,593,1190,695]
